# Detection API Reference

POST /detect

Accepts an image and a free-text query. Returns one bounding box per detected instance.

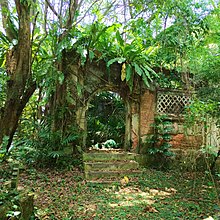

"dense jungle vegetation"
[0,0,219,159]
[0,0,220,219]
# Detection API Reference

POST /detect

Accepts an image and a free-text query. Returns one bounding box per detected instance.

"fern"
[48,150,65,159]
[61,134,78,145]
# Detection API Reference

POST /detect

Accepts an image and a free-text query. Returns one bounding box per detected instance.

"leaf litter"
[17,168,220,219]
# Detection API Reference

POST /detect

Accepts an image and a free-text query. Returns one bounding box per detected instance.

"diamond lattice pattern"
[157,92,191,115]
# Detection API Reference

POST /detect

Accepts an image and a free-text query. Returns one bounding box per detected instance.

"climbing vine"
[147,114,174,157]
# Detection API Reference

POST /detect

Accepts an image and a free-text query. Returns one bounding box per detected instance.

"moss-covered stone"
[84,161,139,171]
[83,152,137,162]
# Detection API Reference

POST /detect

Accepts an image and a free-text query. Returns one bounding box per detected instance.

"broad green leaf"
[140,54,149,61]
[8,19,18,39]
[0,59,5,67]
[0,33,10,44]
[124,44,133,56]
[133,63,144,76]
[107,57,126,67]
[128,74,133,92]
[146,46,155,55]
[141,65,152,82]
[126,63,132,82]
[143,64,158,77]
[142,73,150,87]
[116,30,124,47]
[92,26,109,46]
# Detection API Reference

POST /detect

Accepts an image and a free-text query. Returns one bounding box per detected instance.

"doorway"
[86,91,125,149]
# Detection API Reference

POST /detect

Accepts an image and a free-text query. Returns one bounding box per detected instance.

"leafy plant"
[184,100,220,174]
[106,29,159,91]
[0,136,10,161]
[30,123,80,166]
[8,120,82,168]
[71,22,159,92]
[147,114,174,157]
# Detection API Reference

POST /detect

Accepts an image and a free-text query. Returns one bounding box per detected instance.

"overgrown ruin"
[63,49,205,153]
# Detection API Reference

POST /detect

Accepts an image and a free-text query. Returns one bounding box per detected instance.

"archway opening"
[86,91,126,149]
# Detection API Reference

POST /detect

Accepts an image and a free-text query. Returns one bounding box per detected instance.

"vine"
[147,114,174,157]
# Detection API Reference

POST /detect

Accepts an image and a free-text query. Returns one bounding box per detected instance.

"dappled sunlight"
[10,168,219,219]
[108,186,177,208]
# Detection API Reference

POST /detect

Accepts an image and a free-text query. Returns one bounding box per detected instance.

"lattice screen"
[157,91,191,115]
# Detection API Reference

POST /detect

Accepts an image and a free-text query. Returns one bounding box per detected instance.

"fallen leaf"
[144,205,159,213]
[120,176,129,186]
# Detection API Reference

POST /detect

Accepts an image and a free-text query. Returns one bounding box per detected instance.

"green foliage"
[146,115,174,157]
[104,28,159,90]
[200,145,219,158]
[87,92,125,147]
[0,70,8,109]
[187,5,220,102]
[184,99,219,126]
[0,0,219,170]
[0,188,35,220]
[28,123,80,167]
[70,22,158,91]
[0,136,10,161]
[8,120,81,168]
[184,99,220,174]
[0,32,10,108]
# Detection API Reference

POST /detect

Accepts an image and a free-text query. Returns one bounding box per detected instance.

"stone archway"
[82,86,133,151]
[61,49,204,158]
[63,50,156,152]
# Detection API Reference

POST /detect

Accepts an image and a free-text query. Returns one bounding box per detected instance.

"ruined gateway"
[62,49,201,153]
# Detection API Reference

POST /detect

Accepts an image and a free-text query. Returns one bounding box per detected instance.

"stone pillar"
[139,90,156,152]
[76,105,88,149]
[124,100,131,151]
[131,99,140,151]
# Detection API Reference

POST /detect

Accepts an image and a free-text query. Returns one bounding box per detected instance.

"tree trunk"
[0,0,35,151]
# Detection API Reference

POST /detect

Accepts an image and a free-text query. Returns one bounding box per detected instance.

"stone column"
[76,105,88,149]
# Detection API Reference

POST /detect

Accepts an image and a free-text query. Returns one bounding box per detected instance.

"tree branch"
[59,0,64,28]
[44,0,48,33]
[31,11,39,46]
[74,0,100,26]
[0,0,16,41]
[45,0,61,21]
[31,34,48,66]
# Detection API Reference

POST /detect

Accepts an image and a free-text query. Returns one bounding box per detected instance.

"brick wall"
[170,122,203,149]
[133,89,202,151]
[170,133,202,149]
[140,90,156,139]
[130,90,156,150]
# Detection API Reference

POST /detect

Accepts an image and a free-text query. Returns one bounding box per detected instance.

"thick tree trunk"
[0,0,35,151]
[0,82,36,150]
